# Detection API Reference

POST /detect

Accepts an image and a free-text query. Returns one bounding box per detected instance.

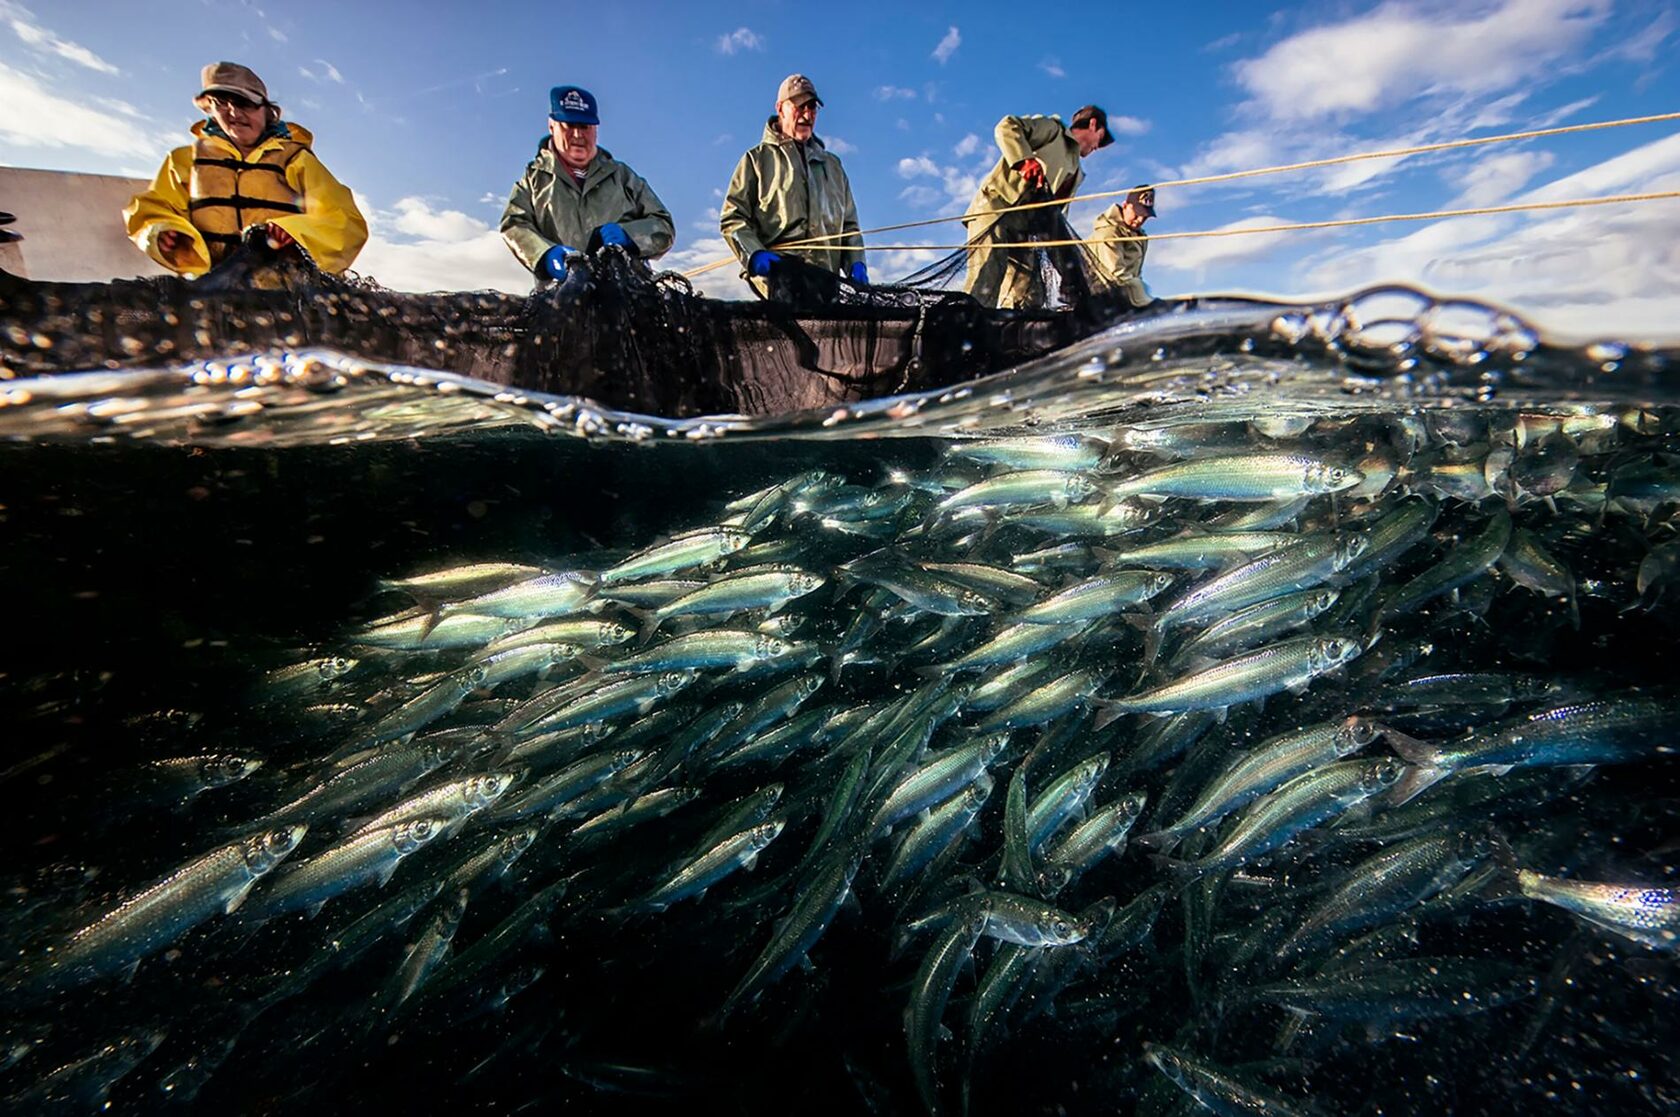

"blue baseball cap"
[549,85,599,125]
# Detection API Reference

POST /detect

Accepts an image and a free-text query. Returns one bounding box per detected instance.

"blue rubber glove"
[848,261,869,284]
[597,223,631,248]
[539,244,576,280]
[749,250,782,277]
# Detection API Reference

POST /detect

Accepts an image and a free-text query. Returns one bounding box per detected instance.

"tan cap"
[776,73,822,108]
[195,62,269,106]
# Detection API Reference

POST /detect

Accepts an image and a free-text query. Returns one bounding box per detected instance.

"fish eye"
[1052,920,1073,939]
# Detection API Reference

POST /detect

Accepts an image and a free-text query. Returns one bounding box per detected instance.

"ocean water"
[0,287,1675,1114]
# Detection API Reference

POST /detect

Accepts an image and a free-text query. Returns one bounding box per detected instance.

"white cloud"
[1039,57,1065,79]
[4,3,119,74]
[876,85,917,101]
[715,27,764,55]
[354,194,531,295]
[825,135,857,155]
[893,153,983,215]
[1448,149,1556,209]
[932,26,961,65]
[314,60,345,84]
[1293,134,1680,340]
[661,236,752,299]
[897,155,941,179]
[0,61,166,160]
[1234,0,1611,122]
[1152,215,1296,275]
[266,24,288,43]
[953,133,982,159]
[1107,115,1151,137]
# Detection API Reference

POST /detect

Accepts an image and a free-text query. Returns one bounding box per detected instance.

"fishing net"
[0,222,1147,418]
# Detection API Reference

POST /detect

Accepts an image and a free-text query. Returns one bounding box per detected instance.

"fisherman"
[1092,185,1156,308]
[500,85,675,285]
[124,62,368,277]
[720,74,866,298]
[962,105,1113,310]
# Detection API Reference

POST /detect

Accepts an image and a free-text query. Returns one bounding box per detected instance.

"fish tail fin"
[1380,727,1444,769]
[1130,829,1180,853]
[1150,853,1206,885]
[1387,763,1449,806]
[1090,700,1128,733]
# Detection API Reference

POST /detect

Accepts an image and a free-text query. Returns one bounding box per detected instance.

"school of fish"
[3,404,1678,1114]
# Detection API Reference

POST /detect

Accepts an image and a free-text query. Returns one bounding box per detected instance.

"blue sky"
[1,0,1677,337]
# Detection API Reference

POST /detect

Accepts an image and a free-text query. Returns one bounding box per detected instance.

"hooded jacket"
[124,120,368,277]
[500,141,674,276]
[720,118,863,276]
[967,114,1085,223]
[1091,203,1151,307]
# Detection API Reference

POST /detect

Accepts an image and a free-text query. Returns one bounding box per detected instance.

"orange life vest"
[187,136,307,263]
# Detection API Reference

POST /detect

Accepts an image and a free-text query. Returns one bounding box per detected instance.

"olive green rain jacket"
[963,114,1088,309]
[500,140,674,279]
[720,118,864,287]
[1092,203,1151,308]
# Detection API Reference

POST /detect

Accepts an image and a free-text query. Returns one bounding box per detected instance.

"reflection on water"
[0,288,1676,1114]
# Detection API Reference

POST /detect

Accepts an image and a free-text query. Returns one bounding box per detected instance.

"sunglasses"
[205,92,262,113]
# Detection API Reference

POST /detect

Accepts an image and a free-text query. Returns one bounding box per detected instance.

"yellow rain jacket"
[1092,203,1151,308]
[963,115,1088,309]
[721,118,863,289]
[123,121,368,277]
[500,141,674,278]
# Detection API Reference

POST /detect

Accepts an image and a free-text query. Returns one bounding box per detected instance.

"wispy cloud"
[1108,115,1151,137]
[0,61,165,159]
[1293,133,1680,339]
[953,134,982,158]
[1447,149,1556,209]
[932,26,961,65]
[715,27,764,55]
[897,155,941,178]
[1039,57,1065,79]
[302,59,345,84]
[1234,0,1611,123]
[3,2,119,74]
[355,194,530,295]
[876,85,918,101]
[825,135,857,155]
[661,237,752,299]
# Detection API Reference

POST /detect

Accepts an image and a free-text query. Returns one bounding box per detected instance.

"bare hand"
[265,223,295,250]
[158,229,190,256]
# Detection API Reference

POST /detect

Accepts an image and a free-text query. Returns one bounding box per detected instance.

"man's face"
[1121,201,1151,230]
[205,93,268,149]
[1073,122,1108,158]
[778,97,817,141]
[549,120,599,171]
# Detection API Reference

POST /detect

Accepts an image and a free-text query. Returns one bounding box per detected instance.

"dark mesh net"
[1,224,1151,417]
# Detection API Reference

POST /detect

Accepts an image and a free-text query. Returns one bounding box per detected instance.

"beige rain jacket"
[970,114,1085,217]
[720,118,863,280]
[1092,203,1150,307]
[500,141,674,278]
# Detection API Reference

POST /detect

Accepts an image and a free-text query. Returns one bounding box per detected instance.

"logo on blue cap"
[549,86,599,125]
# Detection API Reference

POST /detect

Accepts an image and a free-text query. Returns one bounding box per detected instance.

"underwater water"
[0,287,1676,1115]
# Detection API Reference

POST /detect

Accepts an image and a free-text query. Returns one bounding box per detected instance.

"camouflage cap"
[1125,184,1157,217]
[776,74,823,108]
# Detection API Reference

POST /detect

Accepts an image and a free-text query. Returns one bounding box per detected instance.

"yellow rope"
[775,110,1680,250]
[769,191,1680,253]
[683,109,1680,277]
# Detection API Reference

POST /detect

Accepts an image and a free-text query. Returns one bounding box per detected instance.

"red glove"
[265,223,296,250]
[1017,157,1046,190]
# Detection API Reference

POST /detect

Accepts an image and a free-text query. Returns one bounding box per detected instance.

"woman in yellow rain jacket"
[124,62,368,277]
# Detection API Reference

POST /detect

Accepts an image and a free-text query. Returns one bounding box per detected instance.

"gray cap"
[776,74,822,108]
